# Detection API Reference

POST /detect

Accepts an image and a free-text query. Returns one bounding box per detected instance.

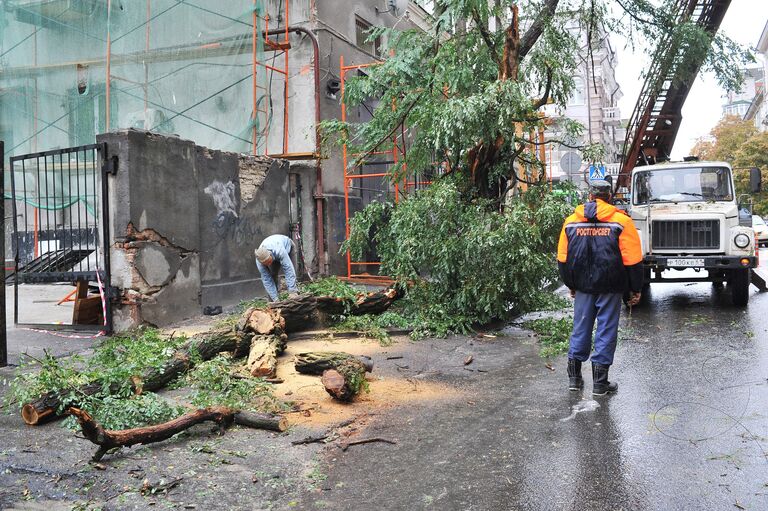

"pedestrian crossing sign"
[589,164,606,181]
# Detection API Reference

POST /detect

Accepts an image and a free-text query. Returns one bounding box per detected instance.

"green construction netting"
[0,0,295,209]
[8,165,99,216]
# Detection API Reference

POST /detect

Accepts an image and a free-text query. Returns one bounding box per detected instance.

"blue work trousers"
[568,291,622,367]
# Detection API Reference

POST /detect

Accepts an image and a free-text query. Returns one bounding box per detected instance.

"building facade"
[0,0,430,280]
[724,67,764,120]
[542,26,624,187]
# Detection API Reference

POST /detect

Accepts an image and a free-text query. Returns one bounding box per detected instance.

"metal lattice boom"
[619,0,732,187]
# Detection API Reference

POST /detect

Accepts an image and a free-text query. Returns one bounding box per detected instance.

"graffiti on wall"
[204,179,261,246]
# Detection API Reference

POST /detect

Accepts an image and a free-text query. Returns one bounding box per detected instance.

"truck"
[626,160,762,306]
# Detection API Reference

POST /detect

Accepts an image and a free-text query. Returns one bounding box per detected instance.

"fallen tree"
[21,285,402,426]
[69,406,287,461]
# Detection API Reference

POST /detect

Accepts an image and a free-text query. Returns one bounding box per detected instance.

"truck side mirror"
[750,167,762,193]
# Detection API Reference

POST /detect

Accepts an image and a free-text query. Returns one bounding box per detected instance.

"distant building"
[542,26,624,186]
[746,20,768,130]
[725,67,764,120]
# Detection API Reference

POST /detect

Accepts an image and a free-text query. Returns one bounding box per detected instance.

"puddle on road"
[560,399,601,422]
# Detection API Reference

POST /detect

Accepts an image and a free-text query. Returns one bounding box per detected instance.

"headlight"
[734,233,750,248]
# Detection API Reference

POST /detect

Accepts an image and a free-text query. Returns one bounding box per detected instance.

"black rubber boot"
[592,363,618,396]
[567,359,584,391]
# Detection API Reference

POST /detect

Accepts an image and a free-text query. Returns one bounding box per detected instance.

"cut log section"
[295,351,373,375]
[22,329,252,426]
[245,308,286,335]
[320,358,369,402]
[246,334,287,378]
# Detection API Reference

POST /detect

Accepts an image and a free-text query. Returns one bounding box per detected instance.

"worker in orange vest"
[557,180,643,396]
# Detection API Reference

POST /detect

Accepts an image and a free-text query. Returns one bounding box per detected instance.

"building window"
[569,77,585,106]
[355,16,382,57]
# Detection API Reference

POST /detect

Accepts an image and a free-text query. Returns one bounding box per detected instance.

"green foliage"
[4,352,89,413]
[331,311,411,346]
[78,393,184,431]
[302,277,362,304]
[523,317,573,358]
[181,355,286,414]
[4,328,188,429]
[344,179,572,337]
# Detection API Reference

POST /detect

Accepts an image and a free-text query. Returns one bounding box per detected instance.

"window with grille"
[355,16,381,57]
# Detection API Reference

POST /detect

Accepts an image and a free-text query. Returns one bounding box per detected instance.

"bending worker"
[556,180,643,396]
[255,234,299,302]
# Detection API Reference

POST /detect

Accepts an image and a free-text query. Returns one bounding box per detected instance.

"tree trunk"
[22,329,252,426]
[246,334,287,378]
[315,286,403,316]
[233,410,287,432]
[268,295,319,332]
[295,351,373,375]
[320,358,369,402]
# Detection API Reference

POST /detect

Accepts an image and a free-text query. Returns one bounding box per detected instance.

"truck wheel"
[730,269,750,307]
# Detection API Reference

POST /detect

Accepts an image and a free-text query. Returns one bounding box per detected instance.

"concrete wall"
[99,129,313,331]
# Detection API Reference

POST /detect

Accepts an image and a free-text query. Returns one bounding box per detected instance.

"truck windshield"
[633,166,733,205]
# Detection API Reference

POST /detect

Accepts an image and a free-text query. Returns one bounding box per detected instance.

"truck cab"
[628,161,759,306]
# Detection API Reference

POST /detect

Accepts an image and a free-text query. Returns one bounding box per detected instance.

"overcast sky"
[613,0,768,159]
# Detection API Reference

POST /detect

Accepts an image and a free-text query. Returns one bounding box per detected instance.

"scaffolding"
[340,57,400,280]
[0,0,296,160]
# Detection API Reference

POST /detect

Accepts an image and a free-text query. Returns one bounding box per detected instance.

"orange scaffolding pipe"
[341,56,409,279]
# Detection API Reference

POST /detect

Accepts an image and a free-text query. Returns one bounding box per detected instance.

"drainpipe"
[265,26,326,275]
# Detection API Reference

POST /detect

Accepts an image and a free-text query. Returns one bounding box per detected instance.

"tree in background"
[692,116,768,215]
[691,115,758,162]
[324,0,752,333]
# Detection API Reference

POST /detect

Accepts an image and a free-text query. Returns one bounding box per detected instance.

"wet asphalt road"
[301,252,768,510]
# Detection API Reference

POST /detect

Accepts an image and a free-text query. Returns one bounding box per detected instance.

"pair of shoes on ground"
[567,359,618,396]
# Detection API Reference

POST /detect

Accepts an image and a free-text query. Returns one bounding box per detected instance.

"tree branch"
[472,8,499,65]
[532,66,554,109]
[519,0,561,60]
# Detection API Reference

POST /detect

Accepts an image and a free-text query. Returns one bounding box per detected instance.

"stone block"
[141,254,201,326]
[134,242,182,288]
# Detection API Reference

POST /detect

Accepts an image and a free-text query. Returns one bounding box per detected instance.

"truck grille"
[651,220,720,250]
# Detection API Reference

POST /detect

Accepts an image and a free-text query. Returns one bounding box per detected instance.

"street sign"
[560,152,582,174]
[589,164,606,181]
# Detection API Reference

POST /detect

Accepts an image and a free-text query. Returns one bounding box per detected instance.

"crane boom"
[618,0,732,188]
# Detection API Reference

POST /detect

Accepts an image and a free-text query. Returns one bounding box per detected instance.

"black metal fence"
[1,140,6,366]
[9,143,111,331]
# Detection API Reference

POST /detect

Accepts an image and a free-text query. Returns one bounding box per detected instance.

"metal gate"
[9,143,113,332]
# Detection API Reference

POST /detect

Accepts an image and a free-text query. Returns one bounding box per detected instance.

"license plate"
[665,258,704,267]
